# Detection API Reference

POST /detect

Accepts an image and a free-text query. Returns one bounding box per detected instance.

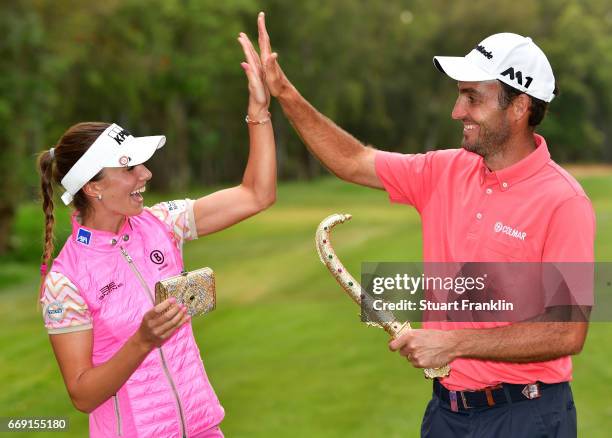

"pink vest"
[51,210,224,437]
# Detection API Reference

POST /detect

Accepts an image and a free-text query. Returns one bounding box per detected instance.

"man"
[246,12,595,437]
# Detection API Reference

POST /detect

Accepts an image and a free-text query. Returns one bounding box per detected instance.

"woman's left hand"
[238,32,271,118]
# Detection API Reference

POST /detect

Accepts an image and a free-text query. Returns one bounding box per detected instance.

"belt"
[433,379,562,412]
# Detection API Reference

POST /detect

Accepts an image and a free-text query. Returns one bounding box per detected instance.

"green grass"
[0,175,611,437]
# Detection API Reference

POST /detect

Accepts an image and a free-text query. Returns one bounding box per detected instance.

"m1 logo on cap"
[107,125,131,145]
[76,228,92,245]
[501,67,533,89]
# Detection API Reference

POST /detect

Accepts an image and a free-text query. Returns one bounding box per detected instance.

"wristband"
[245,112,271,125]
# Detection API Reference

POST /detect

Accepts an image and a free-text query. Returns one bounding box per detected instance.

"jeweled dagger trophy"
[315,213,450,379]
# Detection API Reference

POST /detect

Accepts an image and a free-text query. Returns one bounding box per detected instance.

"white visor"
[60,123,165,205]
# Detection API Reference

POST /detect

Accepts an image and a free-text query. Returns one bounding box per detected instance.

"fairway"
[1,175,610,437]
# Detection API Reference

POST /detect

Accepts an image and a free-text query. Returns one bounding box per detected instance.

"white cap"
[433,33,556,102]
[60,123,165,205]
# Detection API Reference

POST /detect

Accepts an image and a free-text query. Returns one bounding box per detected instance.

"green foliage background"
[1,0,611,435]
[2,0,612,194]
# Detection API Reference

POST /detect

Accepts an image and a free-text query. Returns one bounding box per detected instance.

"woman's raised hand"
[238,28,271,119]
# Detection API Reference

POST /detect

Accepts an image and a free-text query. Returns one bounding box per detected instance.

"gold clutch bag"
[154,268,216,317]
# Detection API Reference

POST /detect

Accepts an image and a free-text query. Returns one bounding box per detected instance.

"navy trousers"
[421,382,577,437]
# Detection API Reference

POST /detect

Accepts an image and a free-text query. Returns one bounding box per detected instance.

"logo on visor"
[76,228,92,245]
[118,156,131,166]
[107,125,131,145]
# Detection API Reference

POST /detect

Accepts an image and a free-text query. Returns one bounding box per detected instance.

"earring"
[97,194,102,200]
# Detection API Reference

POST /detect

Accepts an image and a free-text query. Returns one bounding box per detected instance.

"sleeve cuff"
[185,198,199,241]
[374,150,409,204]
[48,324,93,335]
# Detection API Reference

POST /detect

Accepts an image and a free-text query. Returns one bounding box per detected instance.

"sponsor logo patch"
[500,66,533,89]
[494,221,527,241]
[76,228,92,245]
[98,281,123,301]
[150,250,165,265]
[165,201,179,211]
[46,301,65,321]
[475,44,493,59]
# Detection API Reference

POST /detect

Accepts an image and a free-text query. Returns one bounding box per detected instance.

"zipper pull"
[120,247,133,262]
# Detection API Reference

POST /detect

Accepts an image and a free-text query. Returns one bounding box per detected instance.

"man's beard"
[462,117,511,159]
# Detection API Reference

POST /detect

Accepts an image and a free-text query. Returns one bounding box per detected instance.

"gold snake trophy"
[315,213,450,379]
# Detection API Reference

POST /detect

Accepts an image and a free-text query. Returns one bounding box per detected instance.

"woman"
[37,34,274,437]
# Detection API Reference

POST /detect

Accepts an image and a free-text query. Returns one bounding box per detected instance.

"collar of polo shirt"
[60,123,165,205]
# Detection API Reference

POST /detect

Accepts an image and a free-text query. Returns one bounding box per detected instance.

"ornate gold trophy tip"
[315,212,451,380]
[336,213,352,224]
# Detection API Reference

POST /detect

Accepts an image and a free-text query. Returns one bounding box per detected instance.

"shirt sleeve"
[541,195,596,308]
[147,199,198,250]
[542,195,595,262]
[40,272,93,334]
[375,149,440,212]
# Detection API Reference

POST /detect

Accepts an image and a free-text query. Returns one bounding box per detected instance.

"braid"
[38,149,55,285]
[36,122,110,295]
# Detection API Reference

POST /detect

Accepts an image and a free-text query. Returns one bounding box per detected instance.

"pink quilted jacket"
[51,210,225,437]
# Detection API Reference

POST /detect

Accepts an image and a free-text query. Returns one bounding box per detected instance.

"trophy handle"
[394,324,451,379]
[316,213,450,379]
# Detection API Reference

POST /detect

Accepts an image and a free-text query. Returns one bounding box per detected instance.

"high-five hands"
[237,18,271,119]
[239,12,291,99]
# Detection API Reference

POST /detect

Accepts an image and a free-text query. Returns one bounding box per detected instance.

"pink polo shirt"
[375,134,595,390]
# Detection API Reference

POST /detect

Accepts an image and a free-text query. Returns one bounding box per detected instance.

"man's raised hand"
[256,12,290,98]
